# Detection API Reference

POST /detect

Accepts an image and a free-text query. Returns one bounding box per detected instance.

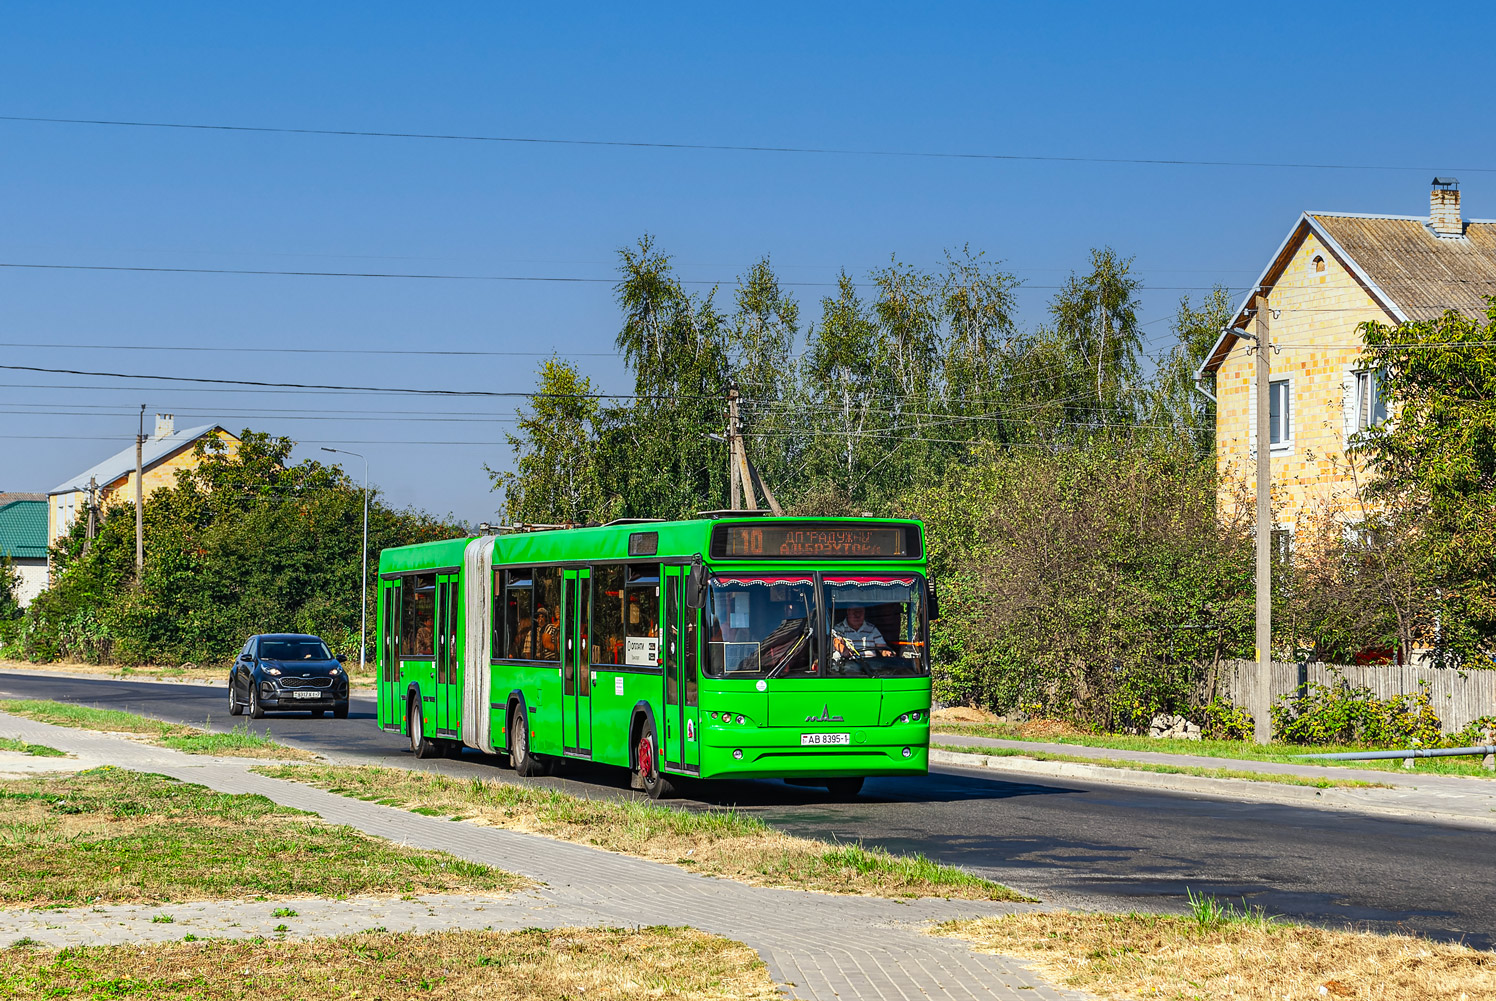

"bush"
[1198,697,1254,740]
[1271,671,1443,746]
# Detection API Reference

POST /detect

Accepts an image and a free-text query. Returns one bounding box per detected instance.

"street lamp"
[322,447,369,674]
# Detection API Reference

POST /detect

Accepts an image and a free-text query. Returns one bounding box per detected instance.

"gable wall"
[1214,230,1396,533]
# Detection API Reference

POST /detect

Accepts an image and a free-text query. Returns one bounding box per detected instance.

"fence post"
[1484,728,1494,771]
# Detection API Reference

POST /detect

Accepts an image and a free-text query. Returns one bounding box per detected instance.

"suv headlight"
[264,667,282,676]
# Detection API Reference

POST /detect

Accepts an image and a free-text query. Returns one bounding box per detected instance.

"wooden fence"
[1215,660,1496,735]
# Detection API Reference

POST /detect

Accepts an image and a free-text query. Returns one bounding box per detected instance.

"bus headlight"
[898,713,909,723]
[732,749,744,760]
[901,747,913,758]
[735,715,745,725]
[910,711,921,722]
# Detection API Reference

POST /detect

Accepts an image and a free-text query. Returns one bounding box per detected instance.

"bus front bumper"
[697,725,929,780]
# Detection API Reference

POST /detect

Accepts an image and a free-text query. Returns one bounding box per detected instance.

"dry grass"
[255,763,1026,902]
[0,767,525,907]
[0,926,778,1000]
[0,657,377,689]
[938,910,1496,1001]
[0,699,315,760]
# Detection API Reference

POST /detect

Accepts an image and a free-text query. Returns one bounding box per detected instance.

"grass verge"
[255,763,1027,901]
[0,926,777,1000]
[936,907,1496,1001]
[933,718,1496,779]
[0,767,525,907]
[0,738,65,758]
[0,699,313,760]
[0,657,377,689]
[937,744,1390,788]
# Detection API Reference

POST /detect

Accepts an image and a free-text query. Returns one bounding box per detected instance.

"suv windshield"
[704,574,926,679]
[260,638,332,661]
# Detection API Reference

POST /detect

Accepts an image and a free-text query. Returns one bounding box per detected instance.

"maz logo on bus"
[805,704,845,723]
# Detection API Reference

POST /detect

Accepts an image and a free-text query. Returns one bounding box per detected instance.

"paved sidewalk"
[933,733,1496,828]
[0,713,1081,1001]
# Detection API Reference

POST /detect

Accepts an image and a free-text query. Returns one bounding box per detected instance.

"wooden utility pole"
[1252,304,1273,743]
[723,384,784,515]
[135,405,145,576]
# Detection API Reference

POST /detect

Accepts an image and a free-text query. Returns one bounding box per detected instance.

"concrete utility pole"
[1253,304,1274,743]
[322,447,369,674]
[82,477,97,555]
[135,405,145,576]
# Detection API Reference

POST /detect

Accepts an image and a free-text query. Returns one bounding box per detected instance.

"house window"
[1312,254,1326,273]
[1269,379,1292,447]
[1354,369,1388,431]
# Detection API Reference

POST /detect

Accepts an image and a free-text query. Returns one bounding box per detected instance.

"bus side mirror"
[684,559,708,610]
[926,576,940,622]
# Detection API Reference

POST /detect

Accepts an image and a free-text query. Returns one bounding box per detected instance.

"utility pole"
[1252,303,1274,743]
[322,447,369,674]
[135,405,145,576]
[82,477,97,555]
[726,385,745,510]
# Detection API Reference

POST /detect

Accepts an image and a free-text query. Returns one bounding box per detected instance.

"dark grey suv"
[229,634,350,719]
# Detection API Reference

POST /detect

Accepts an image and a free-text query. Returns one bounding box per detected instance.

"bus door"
[437,572,461,737]
[562,568,593,755]
[379,581,401,730]
[662,566,701,771]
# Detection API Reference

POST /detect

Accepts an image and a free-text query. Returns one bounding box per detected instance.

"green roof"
[0,499,47,560]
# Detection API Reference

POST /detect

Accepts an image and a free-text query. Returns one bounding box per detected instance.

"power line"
[4,114,1491,174]
[0,341,620,358]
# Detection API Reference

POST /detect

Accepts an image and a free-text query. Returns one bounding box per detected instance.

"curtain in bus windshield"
[823,576,926,677]
[705,576,817,678]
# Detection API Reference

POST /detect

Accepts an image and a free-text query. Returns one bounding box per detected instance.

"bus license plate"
[292,691,321,699]
[801,733,850,746]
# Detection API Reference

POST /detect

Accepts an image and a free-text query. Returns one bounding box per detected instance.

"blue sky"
[4,2,1494,521]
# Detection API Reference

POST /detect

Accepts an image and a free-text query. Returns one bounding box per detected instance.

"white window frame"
[1268,377,1293,453]
[1353,368,1388,433]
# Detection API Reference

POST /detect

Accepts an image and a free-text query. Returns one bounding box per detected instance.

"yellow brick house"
[1198,179,1496,536]
[46,415,239,569]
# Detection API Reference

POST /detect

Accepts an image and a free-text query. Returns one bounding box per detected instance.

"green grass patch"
[0,699,312,760]
[933,722,1496,779]
[938,744,1390,788]
[256,763,1028,901]
[0,738,65,758]
[0,927,781,1001]
[0,766,526,907]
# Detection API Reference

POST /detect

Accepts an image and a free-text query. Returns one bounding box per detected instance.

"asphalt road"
[4,670,1493,948]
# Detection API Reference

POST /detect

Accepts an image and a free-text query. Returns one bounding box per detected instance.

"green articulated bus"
[374,516,934,798]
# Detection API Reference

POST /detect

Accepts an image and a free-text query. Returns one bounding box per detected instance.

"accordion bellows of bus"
[374,516,934,799]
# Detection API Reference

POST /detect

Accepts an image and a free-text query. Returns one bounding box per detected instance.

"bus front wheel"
[409,701,439,759]
[636,723,674,800]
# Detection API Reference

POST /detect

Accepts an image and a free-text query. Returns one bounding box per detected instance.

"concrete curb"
[930,747,1496,830]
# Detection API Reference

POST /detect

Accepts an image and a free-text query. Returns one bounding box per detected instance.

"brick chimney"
[153,413,175,438]
[1430,177,1463,238]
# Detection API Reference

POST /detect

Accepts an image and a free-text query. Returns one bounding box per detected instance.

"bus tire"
[636,721,674,800]
[824,776,864,800]
[510,705,544,777]
[409,701,439,759]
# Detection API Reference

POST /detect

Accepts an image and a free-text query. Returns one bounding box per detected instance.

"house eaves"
[48,425,235,496]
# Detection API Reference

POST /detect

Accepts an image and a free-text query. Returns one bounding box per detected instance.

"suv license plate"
[801,733,850,746]
[292,691,321,699]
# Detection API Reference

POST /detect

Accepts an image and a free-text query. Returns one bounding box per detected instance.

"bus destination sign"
[714,523,917,559]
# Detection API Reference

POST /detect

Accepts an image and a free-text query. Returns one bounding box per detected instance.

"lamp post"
[322,447,369,673]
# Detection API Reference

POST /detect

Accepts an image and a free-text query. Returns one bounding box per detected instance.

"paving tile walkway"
[0,713,1083,1001]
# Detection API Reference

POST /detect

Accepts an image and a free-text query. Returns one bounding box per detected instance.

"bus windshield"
[704,574,926,679]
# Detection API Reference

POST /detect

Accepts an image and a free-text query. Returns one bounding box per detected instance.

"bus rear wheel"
[636,723,674,800]
[510,706,545,777]
[824,777,864,800]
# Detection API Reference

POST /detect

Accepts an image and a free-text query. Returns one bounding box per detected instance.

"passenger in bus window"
[831,606,891,659]
[537,605,559,658]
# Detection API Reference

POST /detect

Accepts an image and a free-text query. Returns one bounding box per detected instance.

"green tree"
[1050,247,1144,417]
[1151,285,1232,454]
[804,271,885,501]
[1358,301,1496,662]
[489,359,607,525]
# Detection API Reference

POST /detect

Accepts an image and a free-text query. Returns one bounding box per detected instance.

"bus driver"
[830,605,893,659]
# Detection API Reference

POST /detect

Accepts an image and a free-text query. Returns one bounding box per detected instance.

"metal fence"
[1215,659,1496,735]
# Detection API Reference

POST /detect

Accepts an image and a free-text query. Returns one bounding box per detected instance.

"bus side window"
[592,565,625,666]
[535,569,561,662]
[491,569,504,662]
[506,569,533,660]
[685,609,699,707]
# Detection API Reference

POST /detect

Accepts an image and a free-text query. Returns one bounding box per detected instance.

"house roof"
[1197,210,1496,378]
[48,424,235,496]
[0,499,48,560]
